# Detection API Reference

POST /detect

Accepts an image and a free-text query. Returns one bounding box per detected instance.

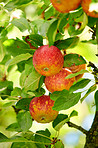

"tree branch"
[67,121,88,135]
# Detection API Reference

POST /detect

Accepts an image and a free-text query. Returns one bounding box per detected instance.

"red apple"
[45,68,75,93]
[29,95,58,123]
[33,45,64,76]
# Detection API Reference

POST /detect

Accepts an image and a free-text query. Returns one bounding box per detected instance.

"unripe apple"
[45,68,75,93]
[66,63,86,81]
[29,95,58,123]
[33,45,64,76]
[50,0,82,13]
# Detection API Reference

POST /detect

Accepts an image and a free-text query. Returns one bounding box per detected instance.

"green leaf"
[65,69,88,79]
[16,98,32,111]
[35,129,51,148]
[8,53,32,66]
[11,142,37,148]
[44,6,54,20]
[0,133,8,142]
[50,89,69,101]
[0,40,5,62]
[17,111,32,132]
[11,17,30,32]
[69,110,78,118]
[69,78,91,93]
[11,87,22,97]
[47,19,58,46]
[3,39,34,57]
[6,122,21,132]
[58,14,69,33]
[54,140,64,148]
[95,90,98,111]
[28,34,43,47]
[54,37,79,50]
[52,114,69,131]
[4,0,32,11]
[23,69,41,91]
[53,92,81,111]
[64,53,86,67]
[80,84,97,103]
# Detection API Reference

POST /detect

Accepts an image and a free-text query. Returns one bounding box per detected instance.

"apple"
[81,0,98,18]
[66,63,86,81]
[45,68,75,93]
[33,45,64,76]
[50,0,82,13]
[29,95,58,123]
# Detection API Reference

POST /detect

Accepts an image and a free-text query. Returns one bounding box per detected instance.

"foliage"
[0,0,98,147]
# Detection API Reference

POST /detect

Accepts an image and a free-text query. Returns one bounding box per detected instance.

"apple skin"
[50,0,82,13]
[45,68,75,93]
[81,0,98,18]
[33,45,64,76]
[66,63,86,81]
[29,95,58,123]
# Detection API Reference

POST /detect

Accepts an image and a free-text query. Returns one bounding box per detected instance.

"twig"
[66,121,88,135]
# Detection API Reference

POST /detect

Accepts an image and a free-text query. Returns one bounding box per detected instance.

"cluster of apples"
[29,45,86,123]
[50,0,98,18]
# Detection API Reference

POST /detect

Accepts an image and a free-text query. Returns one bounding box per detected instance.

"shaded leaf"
[54,140,64,148]
[47,19,58,46]
[16,98,32,111]
[11,142,37,148]
[54,37,79,50]
[95,90,98,111]
[0,133,8,142]
[52,114,69,131]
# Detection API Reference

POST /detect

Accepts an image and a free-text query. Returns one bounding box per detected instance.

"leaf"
[16,98,32,111]
[0,40,5,62]
[35,129,51,148]
[47,19,58,46]
[11,142,37,148]
[54,37,79,50]
[65,69,88,79]
[44,6,54,20]
[3,39,34,57]
[0,133,8,142]
[11,17,30,32]
[11,87,22,97]
[69,110,78,118]
[4,0,32,11]
[17,111,32,132]
[80,84,97,103]
[28,34,43,48]
[53,92,81,111]
[95,90,98,111]
[54,140,64,148]
[64,53,86,67]
[6,123,21,132]
[69,78,91,93]
[23,69,41,91]
[58,14,69,33]
[50,89,69,101]
[8,53,32,66]
[52,114,69,131]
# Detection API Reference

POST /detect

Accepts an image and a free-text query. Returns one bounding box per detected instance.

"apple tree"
[0,0,98,148]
